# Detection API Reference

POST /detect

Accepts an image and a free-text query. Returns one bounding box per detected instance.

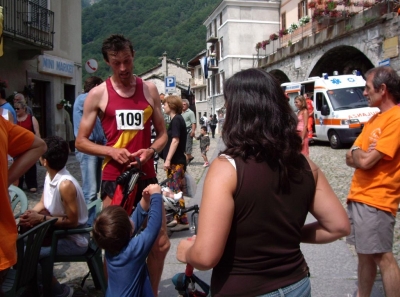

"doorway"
[64,84,75,152]
[32,80,49,138]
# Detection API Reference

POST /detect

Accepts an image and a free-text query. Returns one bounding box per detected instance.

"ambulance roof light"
[333,71,339,76]
[323,73,328,79]
[352,70,361,76]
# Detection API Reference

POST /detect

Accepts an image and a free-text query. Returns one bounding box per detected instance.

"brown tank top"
[211,155,315,296]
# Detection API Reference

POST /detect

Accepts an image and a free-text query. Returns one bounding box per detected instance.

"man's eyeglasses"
[14,108,20,111]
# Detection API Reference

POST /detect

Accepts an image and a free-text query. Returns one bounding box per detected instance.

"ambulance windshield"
[327,87,367,110]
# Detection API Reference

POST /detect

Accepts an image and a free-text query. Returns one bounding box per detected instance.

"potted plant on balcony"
[326,0,338,10]
[270,33,279,41]
[308,1,317,8]
[288,23,299,34]
[262,40,270,50]
[279,28,289,37]
[57,99,72,110]
[299,15,311,26]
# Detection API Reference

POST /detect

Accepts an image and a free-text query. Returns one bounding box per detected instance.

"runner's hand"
[109,147,133,165]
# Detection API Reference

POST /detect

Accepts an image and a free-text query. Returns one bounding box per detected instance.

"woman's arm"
[177,157,236,270]
[164,137,179,169]
[301,109,308,140]
[32,116,41,138]
[301,158,350,243]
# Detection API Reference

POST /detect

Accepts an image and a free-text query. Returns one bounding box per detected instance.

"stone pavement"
[22,135,388,297]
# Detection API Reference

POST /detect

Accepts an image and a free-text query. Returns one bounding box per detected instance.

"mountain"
[81,0,217,80]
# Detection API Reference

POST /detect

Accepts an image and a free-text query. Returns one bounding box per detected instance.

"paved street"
[22,136,399,297]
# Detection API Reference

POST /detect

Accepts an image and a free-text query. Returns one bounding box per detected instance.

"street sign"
[165,76,176,94]
[378,58,390,66]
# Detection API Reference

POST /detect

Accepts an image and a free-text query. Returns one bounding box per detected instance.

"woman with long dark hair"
[177,68,350,296]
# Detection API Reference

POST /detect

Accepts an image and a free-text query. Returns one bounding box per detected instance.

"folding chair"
[9,185,28,219]
[41,199,106,297]
[1,218,57,297]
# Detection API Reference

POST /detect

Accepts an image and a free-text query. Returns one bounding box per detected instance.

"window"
[197,67,202,77]
[213,19,217,37]
[298,0,308,18]
[281,12,286,30]
[220,12,223,26]
[220,38,224,59]
[315,93,324,111]
[29,0,50,31]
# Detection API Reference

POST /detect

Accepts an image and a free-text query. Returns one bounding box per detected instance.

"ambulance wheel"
[328,131,342,149]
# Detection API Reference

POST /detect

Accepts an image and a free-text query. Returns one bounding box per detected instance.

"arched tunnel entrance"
[310,45,374,77]
[268,45,374,82]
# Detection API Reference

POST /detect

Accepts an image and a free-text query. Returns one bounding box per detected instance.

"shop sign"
[38,54,74,78]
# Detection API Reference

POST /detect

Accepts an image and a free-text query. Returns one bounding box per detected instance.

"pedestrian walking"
[345,66,400,297]
[181,99,196,164]
[195,126,210,167]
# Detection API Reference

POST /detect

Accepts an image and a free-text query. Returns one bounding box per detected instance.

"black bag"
[199,117,205,125]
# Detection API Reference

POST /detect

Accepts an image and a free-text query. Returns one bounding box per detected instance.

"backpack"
[199,117,205,125]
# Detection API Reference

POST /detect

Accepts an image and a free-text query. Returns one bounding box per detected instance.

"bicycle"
[168,201,209,296]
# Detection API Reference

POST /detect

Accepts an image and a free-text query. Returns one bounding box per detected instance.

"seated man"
[19,136,88,297]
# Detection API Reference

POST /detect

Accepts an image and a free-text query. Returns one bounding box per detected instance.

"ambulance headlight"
[341,119,360,125]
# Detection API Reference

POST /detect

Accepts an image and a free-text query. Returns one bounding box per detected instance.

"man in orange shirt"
[0,116,46,291]
[346,66,400,297]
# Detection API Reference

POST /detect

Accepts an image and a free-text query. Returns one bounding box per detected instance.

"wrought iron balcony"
[0,0,54,50]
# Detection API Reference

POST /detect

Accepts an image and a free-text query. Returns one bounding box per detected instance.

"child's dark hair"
[42,136,69,171]
[92,206,133,255]
[201,126,207,131]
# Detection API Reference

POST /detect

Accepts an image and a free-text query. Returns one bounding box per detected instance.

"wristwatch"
[148,147,157,155]
[351,146,360,154]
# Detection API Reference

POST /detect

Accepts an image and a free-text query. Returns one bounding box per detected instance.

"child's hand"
[144,184,161,196]
[176,235,196,263]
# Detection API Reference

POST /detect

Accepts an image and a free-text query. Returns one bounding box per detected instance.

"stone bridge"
[259,2,400,82]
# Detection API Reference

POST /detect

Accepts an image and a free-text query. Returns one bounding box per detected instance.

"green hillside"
[82,0,217,80]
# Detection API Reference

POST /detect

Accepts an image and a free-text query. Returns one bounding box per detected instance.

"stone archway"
[309,45,374,78]
[269,69,291,84]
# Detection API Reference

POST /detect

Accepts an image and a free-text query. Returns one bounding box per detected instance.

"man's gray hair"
[182,99,189,105]
[14,93,26,103]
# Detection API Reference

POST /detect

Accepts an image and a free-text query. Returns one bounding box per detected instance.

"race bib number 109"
[116,110,144,130]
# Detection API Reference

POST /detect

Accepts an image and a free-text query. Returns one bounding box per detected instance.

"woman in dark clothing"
[15,101,40,192]
[209,114,217,138]
[161,95,189,230]
[177,68,350,296]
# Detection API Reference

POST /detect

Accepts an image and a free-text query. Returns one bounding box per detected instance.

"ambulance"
[281,73,379,149]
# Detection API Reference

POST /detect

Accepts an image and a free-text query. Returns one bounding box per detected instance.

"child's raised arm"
[140,184,161,211]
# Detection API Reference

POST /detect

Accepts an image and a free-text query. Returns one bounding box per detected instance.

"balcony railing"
[0,0,54,49]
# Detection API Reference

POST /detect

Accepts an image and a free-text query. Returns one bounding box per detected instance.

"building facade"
[0,0,82,140]
[188,50,208,128]
[203,0,280,116]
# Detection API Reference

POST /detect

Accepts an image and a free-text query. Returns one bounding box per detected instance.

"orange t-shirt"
[306,98,314,117]
[347,105,400,216]
[0,116,35,270]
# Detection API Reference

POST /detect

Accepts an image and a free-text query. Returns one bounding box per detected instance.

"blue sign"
[165,76,176,93]
[38,54,74,78]
[379,59,390,66]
